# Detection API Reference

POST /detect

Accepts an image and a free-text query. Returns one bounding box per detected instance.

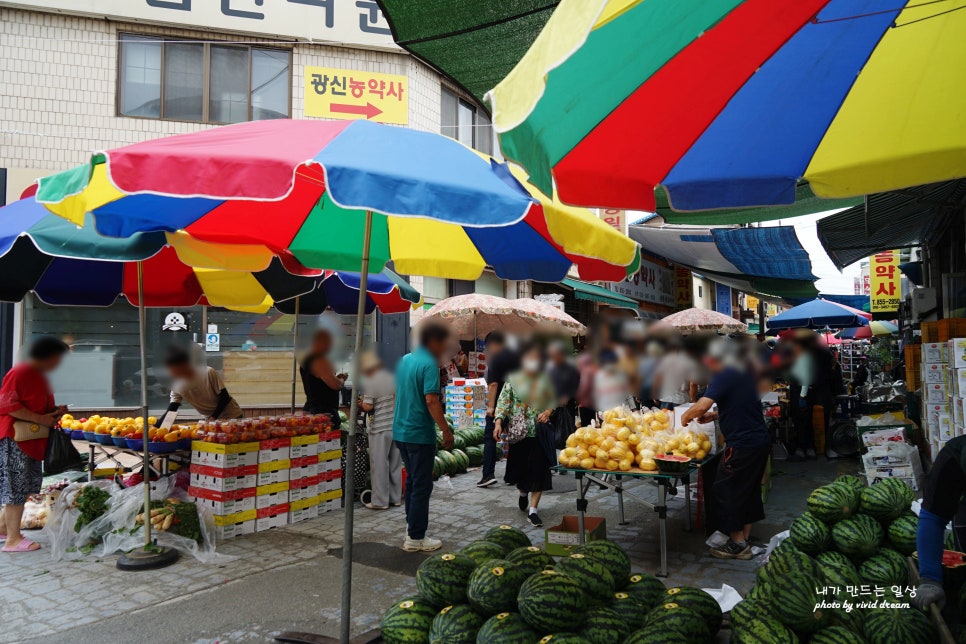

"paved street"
[0,457,856,643]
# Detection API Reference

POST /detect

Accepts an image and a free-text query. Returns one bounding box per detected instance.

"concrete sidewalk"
[1,457,857,643]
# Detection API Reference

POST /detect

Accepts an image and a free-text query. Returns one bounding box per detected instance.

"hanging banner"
[870,250,901,313]
[673,265,693,311]
[607,258,673,308]
[714,283,732,316]
[304,66,408,124]
[598,209,627,235]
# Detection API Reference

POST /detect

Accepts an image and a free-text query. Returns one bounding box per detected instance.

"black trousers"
[714,445,771,535]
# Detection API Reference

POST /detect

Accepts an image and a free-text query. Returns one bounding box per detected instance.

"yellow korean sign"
[869,250,901,313]
[304,67,408,125]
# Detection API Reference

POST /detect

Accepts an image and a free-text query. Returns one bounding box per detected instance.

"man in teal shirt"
[394,323,454,552]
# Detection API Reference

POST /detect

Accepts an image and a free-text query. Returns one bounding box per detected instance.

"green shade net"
[654,182,862,225]
[378,1,559,103]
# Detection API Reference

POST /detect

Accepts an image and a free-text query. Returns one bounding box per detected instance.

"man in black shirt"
[478,332,518,488]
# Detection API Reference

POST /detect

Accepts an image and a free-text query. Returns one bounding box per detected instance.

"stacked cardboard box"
[918,334,966,455]
[445,379,487,428]
[189,441,261,540]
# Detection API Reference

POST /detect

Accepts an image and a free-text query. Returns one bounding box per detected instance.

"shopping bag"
[551,407,576,450]
[44,429,83,475]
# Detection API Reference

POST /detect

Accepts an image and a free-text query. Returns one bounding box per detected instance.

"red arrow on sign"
[330,102,383,119]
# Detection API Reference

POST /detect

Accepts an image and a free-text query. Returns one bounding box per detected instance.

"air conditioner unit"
[911,287,938,322]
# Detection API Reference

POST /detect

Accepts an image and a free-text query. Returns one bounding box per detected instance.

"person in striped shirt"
[358,351,400,511]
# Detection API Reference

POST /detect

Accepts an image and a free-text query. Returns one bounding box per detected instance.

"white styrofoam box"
[925,382,949,402]
[289,482,320,502]
[940,414,955,441]
[255,512,289,532]
[925,402,950,424]
[189,472,257,492]
[950,338,966,369]
[256,491,289,510]
[289,506,319,524]
[863,442,917,467]
[923,363,948,384]
[214,519,255,540]
[924,342,948,364]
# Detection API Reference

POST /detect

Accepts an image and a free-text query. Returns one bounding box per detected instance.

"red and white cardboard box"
[188,485,257,515]
[189,463,258,492]
[290,434,320,459]
[255,503,290,532]
[256,460,290,486]
[256,490,289,510]
[289,474,322,502]
[258,438,291,463]
[191,441,259,468]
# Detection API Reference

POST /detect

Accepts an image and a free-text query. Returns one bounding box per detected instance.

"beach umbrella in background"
[837,320,899,340]
[655,307,748,334]
[767,298,872,331]
[489,0,966,213]
[422,293,585,340]
[32,118,637,642]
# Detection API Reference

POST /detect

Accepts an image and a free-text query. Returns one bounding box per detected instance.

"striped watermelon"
[429,604,485,644]
[770,572,830,634]
[452,448,469,472]
[461,541,508,566]
[730,598,771,628]
[465,446,483,467]
[536,635,588,644]
[731,616,800,644]
[859,548,908,586]
[433,456,443,480]
[816,551,857,573]
[416,553,479,608]
[887,512,918,556]
[467,560,530,616]
[832,514,883,559]
[555,553,615,605]
[789,512,831,555]
[506,546,556,577]
[808,485,858,523]
[819,560,861,592]
[862,598,935,644]
[622,573,666,610]
[381,596,439,644]
[476,612,537,644]
[517,570,587,633]
[834,474,866,492]
[769,547,818,578]
[642,603,710,642]
[746,581,770,603]
[622,626,693,643]
[485,525,531,553]
[878,477,914,508]
[572,540,631,588]
[810,625,866,644]
[610,593,648,630]
[859,483,907,522]
[662,587,722,635]
[577,606,629,644]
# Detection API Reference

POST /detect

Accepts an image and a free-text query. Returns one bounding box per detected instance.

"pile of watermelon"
[433,427,486,480]
[381,525,724,643]
[730,474,935,643]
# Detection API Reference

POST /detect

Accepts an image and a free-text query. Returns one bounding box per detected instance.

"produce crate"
[258,438,291,463]
[191,440,259,468]
[256,459,290,486]
[545,516,606,557]
[189,463,258,492]
[939,318,966,342]
[290,434,320,459]
[255,503,290,531]
[188,485,257,515]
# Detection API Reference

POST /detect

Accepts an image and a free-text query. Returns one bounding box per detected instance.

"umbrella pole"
[117,261,178,570]
[291,296,300,415]
[341,210,373,644]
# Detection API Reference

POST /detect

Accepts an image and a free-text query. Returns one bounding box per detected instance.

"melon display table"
[553,459,708,577]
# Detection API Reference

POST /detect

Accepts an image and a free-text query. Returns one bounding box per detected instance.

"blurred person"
[300,329,347,428]
[636,340,665,408]
[594,349,632,413]
[576,351,597,427]
[479,331,518,488]
[654,338,699,410]
[494,342,557,527]
[161,346,242,423]
[358,352,400,511]
[548,341,580,417]
[394,323,455,551]
[852,356,869,392]
[680,338,771,560]
[0,337,69,553]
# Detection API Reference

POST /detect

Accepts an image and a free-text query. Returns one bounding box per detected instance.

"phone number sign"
[305,67,408,125]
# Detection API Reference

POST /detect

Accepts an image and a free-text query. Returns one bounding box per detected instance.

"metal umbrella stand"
[116,261,179,571]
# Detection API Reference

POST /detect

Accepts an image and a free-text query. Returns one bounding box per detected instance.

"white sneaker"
[403,536,442,552]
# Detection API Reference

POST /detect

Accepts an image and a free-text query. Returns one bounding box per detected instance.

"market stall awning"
[377,1,558,103]
[562,278,638,309]
[654,182,862,226]
[817,179,966,269]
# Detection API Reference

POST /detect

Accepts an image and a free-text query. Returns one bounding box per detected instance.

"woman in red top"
[0,337,69,552]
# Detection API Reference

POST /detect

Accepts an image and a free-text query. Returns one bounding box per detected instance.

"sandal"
[2,538,40,552]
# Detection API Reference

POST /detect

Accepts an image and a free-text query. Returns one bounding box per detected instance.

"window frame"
[116,32,292,124]
[440,85,492,155]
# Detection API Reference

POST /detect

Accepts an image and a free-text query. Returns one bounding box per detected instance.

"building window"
[440,87,492,155]
[118,34,291,123]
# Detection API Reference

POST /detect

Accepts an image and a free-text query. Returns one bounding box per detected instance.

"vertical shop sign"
[598,209,627,235]
[673,266,693,311]
[869,250,901,313]
[714,283,732,316]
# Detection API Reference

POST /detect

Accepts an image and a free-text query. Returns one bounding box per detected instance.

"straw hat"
[358,351,383,374]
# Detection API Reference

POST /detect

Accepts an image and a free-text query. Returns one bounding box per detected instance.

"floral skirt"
[0,438,43,505]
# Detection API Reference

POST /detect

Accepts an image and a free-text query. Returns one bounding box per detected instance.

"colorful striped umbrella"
[0,198,421,315]
[837,320,898,339]
[489,0,966,212]
[36,119,639,282]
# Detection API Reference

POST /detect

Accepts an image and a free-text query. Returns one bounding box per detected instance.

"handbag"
[13,420,50,442]
[44,428,83,474]
[551,407,576,450]
[505,410,530,445]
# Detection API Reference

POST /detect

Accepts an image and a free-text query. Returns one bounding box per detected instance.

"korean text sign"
[305,67,408,124]
[673,266,693,311]
[869,250,901,313]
